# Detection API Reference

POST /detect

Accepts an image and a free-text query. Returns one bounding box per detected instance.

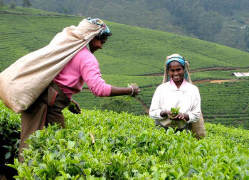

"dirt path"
[243,104,249,113]
[194,79,240,84]
[191,66,249,73]
[141,66,249,76]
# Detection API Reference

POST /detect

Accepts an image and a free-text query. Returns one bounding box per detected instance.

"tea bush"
[0,103,20,178]
[12,109,249,179]
[0,104,20,165]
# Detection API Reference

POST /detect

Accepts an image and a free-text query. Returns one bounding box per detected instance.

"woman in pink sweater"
[19,18,140,161]
[53,22,139,113]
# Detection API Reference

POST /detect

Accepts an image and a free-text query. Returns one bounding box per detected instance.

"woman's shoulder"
[77,47,94,58]
[73,46,97,64]
[156,82,171,90]
[185,81,200,91]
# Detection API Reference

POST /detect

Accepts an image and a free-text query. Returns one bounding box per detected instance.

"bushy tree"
[245,27,249,51]
[9,3,16,9]
[0,0,4,7]
[23,0,31,7]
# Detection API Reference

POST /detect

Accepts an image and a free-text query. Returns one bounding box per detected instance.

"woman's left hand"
[171,113,189,122]
[68,99,81,114]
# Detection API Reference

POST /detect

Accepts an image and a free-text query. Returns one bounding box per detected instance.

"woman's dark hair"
[166,60,185,71]
[96,32,112,41]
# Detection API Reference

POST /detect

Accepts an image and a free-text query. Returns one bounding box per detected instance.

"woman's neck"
[174,79,183,88]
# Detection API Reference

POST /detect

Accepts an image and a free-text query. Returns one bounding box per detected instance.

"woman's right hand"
[129,83,140,97]
[110,84,140,97]
[160,110,170,118]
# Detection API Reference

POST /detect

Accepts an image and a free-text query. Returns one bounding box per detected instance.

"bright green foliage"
[0,101,248,179]
[9,109,249,179]
[0,103,20,165]
[170,107,180,117]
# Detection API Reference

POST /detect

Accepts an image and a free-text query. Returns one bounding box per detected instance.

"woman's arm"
[81,55,140,97]
[149,86,165,120]
[187,87,201,123]
[110,85,140,97]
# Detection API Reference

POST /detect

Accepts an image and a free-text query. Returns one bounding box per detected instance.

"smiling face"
[168,61,185,86]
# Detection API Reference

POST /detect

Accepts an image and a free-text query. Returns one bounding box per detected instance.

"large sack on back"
[185,62,206,138]
[0,18,102,113]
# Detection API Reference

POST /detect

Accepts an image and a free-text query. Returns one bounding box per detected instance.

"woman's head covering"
[87,17,112,38]
[166,54,185,68]
[163,53,191,83]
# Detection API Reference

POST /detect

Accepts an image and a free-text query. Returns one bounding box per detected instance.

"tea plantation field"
[1,6,249,129]
[0,5,249,180]
[0,102,248,179]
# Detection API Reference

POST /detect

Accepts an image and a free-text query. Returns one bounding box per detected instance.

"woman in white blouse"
[149,54,201,132]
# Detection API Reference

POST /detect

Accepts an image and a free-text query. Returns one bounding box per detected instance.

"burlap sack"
[163,59,206,139]
[191,114,206,139]
[0,18,103,113]
[185,62,206,139]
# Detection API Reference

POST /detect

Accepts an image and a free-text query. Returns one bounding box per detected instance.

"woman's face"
[168,61,184,84]
[89,37,106,53]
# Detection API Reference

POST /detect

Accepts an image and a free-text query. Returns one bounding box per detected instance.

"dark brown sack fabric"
[185,62,206,139]
[18,82,70,162]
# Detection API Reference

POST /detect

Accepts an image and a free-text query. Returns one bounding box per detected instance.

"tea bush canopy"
[8,108,249,179]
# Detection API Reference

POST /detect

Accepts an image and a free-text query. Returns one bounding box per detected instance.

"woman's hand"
[110,83,140,97]
[170,113,189,122]
[68,99,81,114]
[160,110,170,118]
[129,83,140,97]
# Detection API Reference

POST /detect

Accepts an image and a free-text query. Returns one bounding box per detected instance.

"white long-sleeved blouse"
[149,79,201,128]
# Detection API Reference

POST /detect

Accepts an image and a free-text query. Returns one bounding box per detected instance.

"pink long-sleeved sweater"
[53,47,111,99]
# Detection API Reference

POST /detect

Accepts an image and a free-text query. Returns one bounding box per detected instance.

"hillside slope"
[1,7,249,74]
[4,0,249,52]
[0,7,249,129]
